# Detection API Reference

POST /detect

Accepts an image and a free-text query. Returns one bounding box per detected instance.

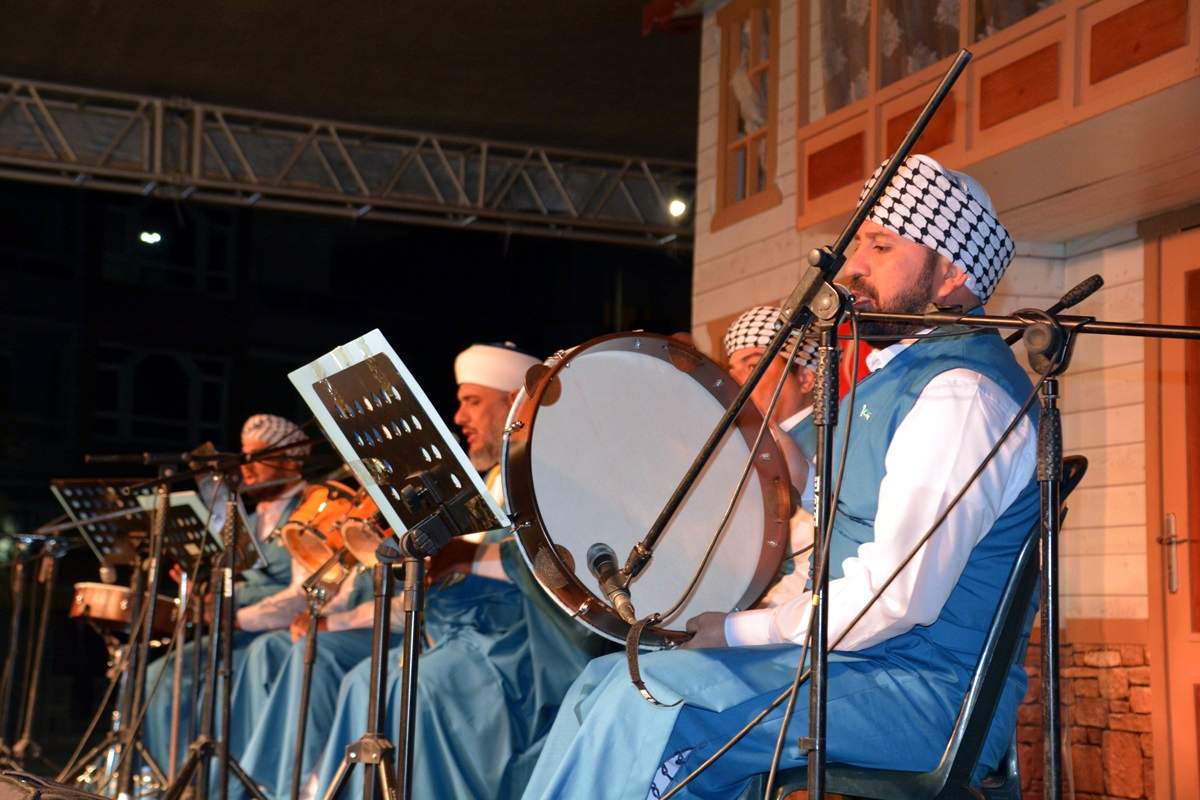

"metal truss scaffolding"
[0,76,694,249]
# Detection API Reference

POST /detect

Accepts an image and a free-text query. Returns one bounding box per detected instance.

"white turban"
[241,413,310,457]
[453,343,540,393]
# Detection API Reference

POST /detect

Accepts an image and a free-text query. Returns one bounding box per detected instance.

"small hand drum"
[70,582,178,640]
[339,491,387,568]
[279,481,358,582]
[503,332,791,648]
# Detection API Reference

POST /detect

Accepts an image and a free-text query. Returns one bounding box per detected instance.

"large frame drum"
[503,333,791,648]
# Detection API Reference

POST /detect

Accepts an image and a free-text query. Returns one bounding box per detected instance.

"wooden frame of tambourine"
[288,329,509,542]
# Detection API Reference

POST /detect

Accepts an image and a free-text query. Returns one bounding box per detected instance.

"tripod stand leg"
[228,753,270,800]
[162,738,208,800]
[376,759,397,800]
[135,740,167,788]
[319,754,353,800]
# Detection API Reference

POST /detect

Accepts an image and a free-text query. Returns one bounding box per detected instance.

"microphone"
[84,451,191,466]
[1005,274,1104,345]
[99,559,117,585]
[587,543,637,625]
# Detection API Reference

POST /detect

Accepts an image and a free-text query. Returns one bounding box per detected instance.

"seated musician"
[143,414,330,773]
[723,305,821,608]
[520,154,1039,800]
[234,342,608,800]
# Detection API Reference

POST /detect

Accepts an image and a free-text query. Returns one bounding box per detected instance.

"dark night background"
[0,173,693,760]
[0,0,701,767]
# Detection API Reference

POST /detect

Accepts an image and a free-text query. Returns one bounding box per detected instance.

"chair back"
[939,455,1088,786]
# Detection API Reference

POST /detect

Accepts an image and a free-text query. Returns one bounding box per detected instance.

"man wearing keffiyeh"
[520,155,1040,800]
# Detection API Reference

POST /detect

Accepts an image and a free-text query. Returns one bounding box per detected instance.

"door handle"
[1156,513,1198,594]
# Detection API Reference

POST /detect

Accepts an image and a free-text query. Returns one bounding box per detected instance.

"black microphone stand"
[114,474,171,800]
[318,548,400,800]
[162,493,267,800]
[320,474,473,800]
[290,549,351,800]
[0,541,35,768]
[10,536,71,771]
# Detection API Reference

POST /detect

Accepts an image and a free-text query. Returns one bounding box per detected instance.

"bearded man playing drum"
[521,154,1040,800]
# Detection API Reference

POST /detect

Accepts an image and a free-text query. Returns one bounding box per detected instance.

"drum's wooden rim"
[503,332,791,649]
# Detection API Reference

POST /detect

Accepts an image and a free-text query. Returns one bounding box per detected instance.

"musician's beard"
[843,250,940,343]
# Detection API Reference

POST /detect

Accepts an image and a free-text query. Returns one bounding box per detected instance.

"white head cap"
[453,342,540,393]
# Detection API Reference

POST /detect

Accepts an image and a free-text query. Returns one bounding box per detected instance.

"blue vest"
[237,492,302,608]
[792,325,1040,664]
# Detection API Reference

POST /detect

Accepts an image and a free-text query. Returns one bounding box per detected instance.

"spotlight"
[139,231,162,245]
[668,198,688,218]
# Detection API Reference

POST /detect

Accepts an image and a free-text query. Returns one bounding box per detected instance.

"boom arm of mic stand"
[620,50,973,585]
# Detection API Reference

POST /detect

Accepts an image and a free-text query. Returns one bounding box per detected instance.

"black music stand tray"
[290,329,508,800]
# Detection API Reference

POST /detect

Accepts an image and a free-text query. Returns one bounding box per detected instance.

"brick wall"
[1018,641,1154,799]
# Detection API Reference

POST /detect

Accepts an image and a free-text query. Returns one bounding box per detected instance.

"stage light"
[139,231,162,245]
[668,198,688,218]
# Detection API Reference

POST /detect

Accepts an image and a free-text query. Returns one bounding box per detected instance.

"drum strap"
[625,614,680,707]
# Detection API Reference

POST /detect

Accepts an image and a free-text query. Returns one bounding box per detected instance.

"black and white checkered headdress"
[242,413,310,457]
[723,305,818,370]
[858,155,1014,303]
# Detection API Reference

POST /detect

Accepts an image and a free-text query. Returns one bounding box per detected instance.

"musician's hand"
[682,612,729,650]
[290,613,327,642]
[200,593,240,630]
[168,564,184,585]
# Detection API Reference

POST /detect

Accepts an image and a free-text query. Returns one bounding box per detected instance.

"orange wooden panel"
[806,132,864,200]
[979,43,1060,130]
[884,94,957,155]
[1090,0,1189,85]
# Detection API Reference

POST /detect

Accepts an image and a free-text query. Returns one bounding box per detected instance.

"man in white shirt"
[521,154,1039,800]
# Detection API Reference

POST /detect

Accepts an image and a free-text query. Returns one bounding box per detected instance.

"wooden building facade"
[685,1,1200,797]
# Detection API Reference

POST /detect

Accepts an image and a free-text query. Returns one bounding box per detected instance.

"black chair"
[754,455,1087,800]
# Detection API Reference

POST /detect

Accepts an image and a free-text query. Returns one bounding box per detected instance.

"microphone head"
[1061,274,1104,308]
[586,542,615,567]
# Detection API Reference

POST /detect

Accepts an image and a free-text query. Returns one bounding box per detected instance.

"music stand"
[290,329,506,800]
[48,477,175,795]
[50,478,158,569]
[134,489,263,574]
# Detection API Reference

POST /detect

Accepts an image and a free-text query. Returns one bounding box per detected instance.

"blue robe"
[142,510,295,775]
[314,542,611,800]
[521,326,1041,800]
[224,569,378,800]
[232,628,394,800]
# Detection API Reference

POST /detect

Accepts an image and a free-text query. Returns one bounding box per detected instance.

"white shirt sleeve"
[324,596,407,632]
[755,510,815,610]
[725,368,1036,649]
[235,554,310,632]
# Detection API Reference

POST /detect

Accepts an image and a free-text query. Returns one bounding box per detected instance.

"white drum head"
[503,333,790,648]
